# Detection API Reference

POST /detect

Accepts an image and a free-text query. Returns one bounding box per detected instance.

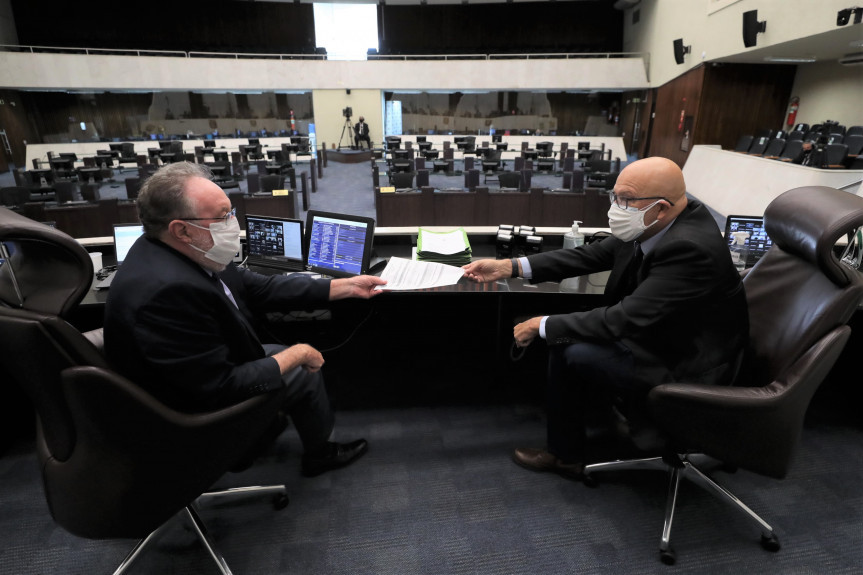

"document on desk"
[375,256,464,290]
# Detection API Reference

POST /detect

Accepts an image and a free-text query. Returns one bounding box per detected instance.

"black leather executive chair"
[0,207,289,574]
[584,186,863,565]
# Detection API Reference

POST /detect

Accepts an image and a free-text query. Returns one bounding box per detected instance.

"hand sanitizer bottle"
[730,231,750,272]
[563,220,584,249]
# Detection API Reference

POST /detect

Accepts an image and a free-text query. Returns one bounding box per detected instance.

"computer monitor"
[248,138,260,145]
[204,139,216,149]
[113,223,145,266]
[304,210,376,278]
[724,215,773,268]
[244,214,305,272]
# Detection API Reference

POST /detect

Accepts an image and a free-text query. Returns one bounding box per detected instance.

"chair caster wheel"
[660,547,676,565]
[273,493,290,510]
[761,533,781,552]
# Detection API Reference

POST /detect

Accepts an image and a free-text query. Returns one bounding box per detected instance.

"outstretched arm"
[462,258,516,283]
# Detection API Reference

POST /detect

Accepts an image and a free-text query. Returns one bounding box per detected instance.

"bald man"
[462,157,748,479]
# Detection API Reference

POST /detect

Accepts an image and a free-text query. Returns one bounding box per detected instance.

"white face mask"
[607,200,661,242]
[187,217,241,266]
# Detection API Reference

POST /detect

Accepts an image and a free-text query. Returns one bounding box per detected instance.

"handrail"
[0,44,646,63]
[0,44,187,58]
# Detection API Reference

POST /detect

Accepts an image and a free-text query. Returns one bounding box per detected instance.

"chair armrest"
[45,365,287,539]
[648,325,850,479]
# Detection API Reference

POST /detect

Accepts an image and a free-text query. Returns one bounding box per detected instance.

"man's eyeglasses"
[179,207,236,225]
[608,192,674,210]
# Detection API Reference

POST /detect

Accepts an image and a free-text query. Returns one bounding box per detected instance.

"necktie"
[631,241,644,285]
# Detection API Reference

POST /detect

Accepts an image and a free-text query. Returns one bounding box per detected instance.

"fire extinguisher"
[786,97,799,128]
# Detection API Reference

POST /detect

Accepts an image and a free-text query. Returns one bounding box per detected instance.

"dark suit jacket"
[354,122,369,138]
[527,198,748,387]
[104,236,331,412]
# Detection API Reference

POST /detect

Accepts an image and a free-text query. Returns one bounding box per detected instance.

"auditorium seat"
[747,136,770,156]
[846,126,863,137]
[761,138,786,160]
[777,140,803,163]
[823,143,849,169]
[734,135,754,153]
[844,134,863,158]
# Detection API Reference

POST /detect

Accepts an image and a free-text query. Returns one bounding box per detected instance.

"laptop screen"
[244,214,305,272]
[724,215,773,268]
[113,224,145,266]
[304,210,375,278]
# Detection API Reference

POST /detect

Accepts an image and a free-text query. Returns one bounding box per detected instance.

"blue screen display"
[306,215,369,276]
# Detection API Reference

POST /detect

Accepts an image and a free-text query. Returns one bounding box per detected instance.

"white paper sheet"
[418,228,469,255]
[375,256,464,290]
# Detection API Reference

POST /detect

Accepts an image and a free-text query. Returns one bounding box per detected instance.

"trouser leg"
[545,341,636,463]
[263,344,335,454]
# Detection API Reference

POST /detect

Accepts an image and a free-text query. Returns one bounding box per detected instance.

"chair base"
[583,454,779,565]
[113,484,288,575]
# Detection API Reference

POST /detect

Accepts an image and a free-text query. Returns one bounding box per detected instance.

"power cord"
[510,338,526,361]
[260,303,377,354]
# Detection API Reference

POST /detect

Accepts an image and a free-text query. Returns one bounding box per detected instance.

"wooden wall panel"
[647,65,704,167]
[697,63,795,151]
[645,63,794,167]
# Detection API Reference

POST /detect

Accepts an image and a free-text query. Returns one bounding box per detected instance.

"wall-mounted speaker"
[673,38,691,65]
[742,10,766,48]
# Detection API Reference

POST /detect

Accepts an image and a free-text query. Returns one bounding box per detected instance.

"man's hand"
[329,275,387,300]
[462,258,514,283]
[514,317,542,348]
[274,343,325,374]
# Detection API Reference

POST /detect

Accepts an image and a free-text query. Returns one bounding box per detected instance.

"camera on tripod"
[342,107,353,119]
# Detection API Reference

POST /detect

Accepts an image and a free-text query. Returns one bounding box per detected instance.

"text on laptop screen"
[245,215,304,271]
[113,224,145,265]
[724,215,773,267]
[305,210,376,278]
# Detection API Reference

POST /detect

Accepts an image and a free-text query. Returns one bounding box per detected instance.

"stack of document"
[416,227,472,266]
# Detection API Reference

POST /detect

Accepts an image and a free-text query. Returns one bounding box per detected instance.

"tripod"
[338,116,355,150]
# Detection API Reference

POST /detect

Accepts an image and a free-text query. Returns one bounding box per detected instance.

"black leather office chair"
[259,174,286,195]
[481,149,503,172]
[583,186,863,565]
[497,170,522,190]
[389,171,414,189]
[0,186,33,210]
[0,207,289,574]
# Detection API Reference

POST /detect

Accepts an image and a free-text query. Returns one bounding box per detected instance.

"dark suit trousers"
[545,340,638,463]
[263,343,335,453]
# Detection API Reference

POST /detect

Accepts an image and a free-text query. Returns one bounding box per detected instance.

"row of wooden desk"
[375,185,611,228]
[18,190,302,239]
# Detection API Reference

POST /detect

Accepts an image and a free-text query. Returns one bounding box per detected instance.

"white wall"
[0,53,649,92]
[790,62,863,128]
[623,0,858,86]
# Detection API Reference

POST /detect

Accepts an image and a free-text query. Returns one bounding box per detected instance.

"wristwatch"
[511,257,519,278]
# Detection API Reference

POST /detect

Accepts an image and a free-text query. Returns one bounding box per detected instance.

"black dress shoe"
[512,447,583,481]
[301,439,369,477]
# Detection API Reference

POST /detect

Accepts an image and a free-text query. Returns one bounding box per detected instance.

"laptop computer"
[244,214,306,273]
[93,223,145,290]
[723,214,773,268]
